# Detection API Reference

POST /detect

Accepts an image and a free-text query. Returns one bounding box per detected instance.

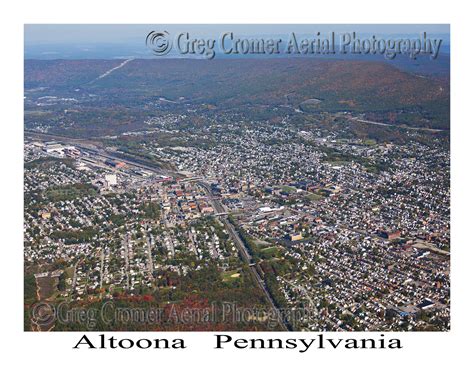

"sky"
[24,24,450,60]
[25,24,450,44]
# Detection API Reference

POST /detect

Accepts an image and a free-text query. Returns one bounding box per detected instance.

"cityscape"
[24,26,450,332]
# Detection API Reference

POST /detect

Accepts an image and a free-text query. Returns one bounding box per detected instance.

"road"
[123,234,131,290]
[349,117,446,133]
[99,248,105,292]
[26,130,289,330]
[71,259,81,298]
[146,233,154,277]
[198,181,290,331]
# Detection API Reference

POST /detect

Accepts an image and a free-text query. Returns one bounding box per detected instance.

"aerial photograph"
[24,24,450,332]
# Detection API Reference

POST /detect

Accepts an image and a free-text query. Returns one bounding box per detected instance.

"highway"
[197,182,290,331]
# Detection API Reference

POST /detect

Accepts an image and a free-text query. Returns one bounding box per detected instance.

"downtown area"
[24,103,450,332]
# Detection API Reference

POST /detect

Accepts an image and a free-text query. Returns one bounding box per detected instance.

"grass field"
[44,183,97,202]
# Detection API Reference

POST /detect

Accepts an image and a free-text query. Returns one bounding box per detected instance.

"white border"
[2,1,473,377]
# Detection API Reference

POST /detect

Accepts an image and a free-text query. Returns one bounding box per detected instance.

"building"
[289,233,303,241]
[43,143,64,153]
[417,298,435,310]
[379,230,401,240]
[105,159,126,169]
[105,174,118,186]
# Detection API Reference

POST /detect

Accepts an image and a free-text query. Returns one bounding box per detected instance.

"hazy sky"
[25,24,450,44]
